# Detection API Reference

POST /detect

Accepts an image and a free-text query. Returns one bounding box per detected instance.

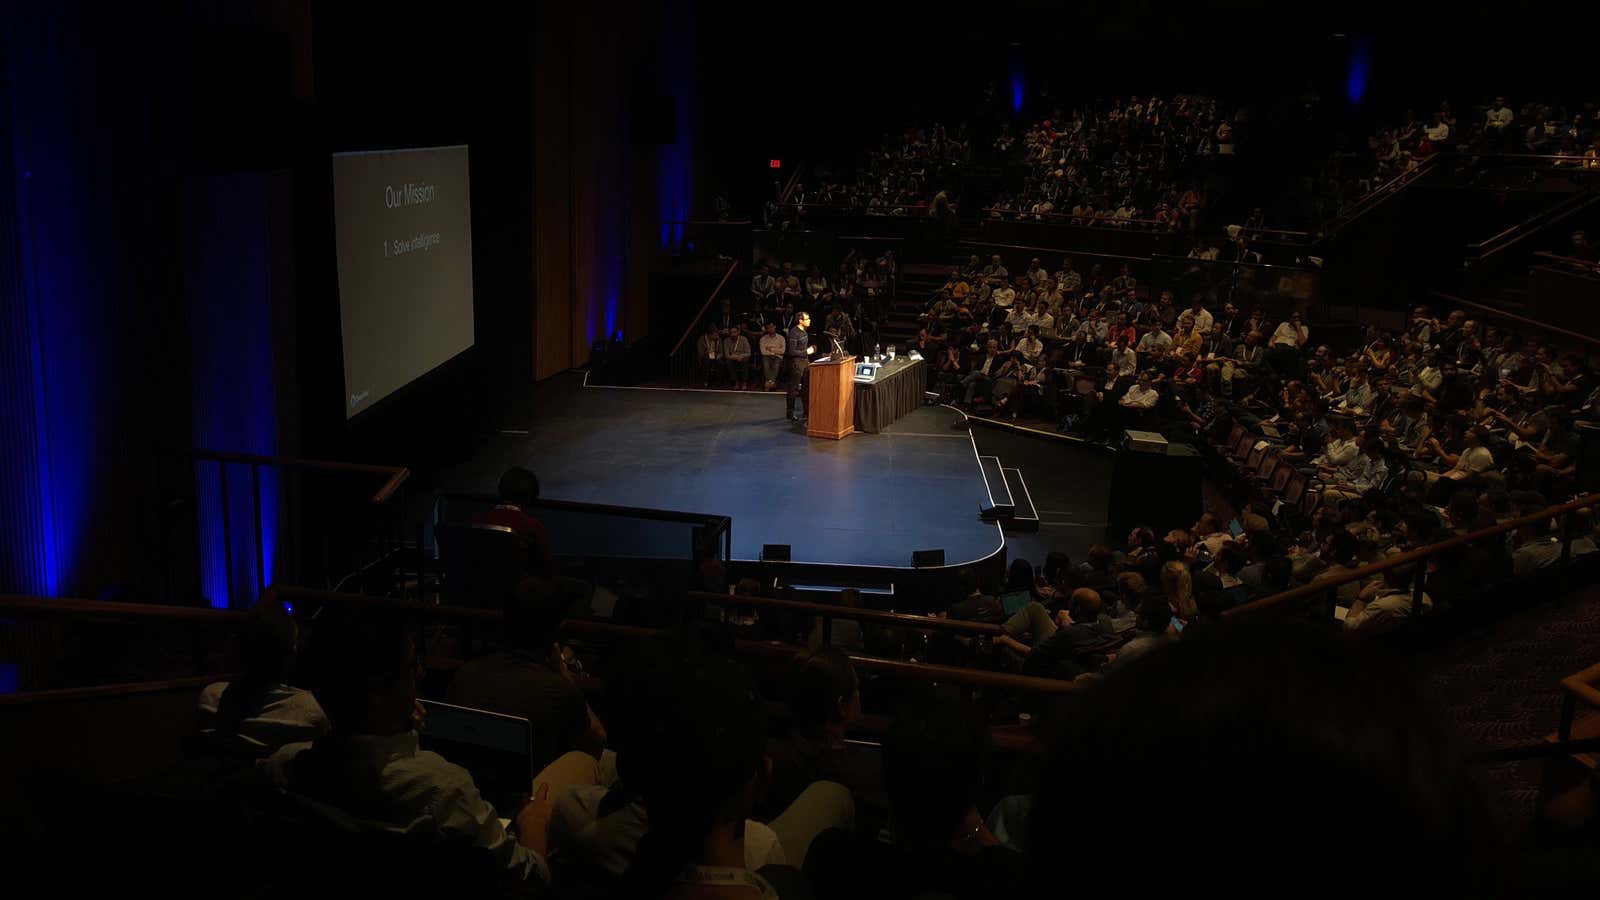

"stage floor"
[438,374,1004,568]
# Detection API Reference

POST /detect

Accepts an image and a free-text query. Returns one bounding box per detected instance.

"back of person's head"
[1448,490,1480,528]
[1070,588,1103,620]
[957,567,980,598]
[1007,558,1034,592]
[216,595,299,728]
[1087,544,1114,573]
[1135,590,1172,632]
[1214,544,1246,575]
[785,647,859,736]
[497,467,540,507]
[1327,530,1360,567]
[1261,555,1294,592]
[883,693,989,845]
[301,607,416,735]
[1508,490,1547,517]
[1042,551,1073,586]
[1029,623,1490,896]
[1161,561,1196,617]
[1114,571,1149,601]
[1383,563,1418,592]
[621,647,767,893]
[502,576,567,653]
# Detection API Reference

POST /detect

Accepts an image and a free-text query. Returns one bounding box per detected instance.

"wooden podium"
[806,356,856,440]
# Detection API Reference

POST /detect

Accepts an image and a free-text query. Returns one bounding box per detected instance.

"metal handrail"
[959,239,1151,265]
[267,588,1077,697]
[1323,157,1439,238]
[1430,291,1600,349]
[685,590,1004,636]
[668,259,740,358]
[1150,252,1319,275]
[985,209,1180,230]
[1467,190,1600,259]
[1226,492,1600,619]
[189,450,410,505]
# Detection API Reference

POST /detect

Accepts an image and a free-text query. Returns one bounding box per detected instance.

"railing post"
[251,463,265,599]
[218,462,234,610]
[1560,508,1576,570]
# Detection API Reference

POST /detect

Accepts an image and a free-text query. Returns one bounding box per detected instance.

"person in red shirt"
[472,467,556,579]
[1106,312,1138,348]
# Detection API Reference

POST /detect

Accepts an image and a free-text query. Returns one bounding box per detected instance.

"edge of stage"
[437,372,1006,572]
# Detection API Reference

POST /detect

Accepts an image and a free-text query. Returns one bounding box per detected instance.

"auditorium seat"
[435,522,531,609]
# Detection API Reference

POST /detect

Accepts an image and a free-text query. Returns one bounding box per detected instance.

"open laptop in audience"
[418,699,534,818]
[999,589,1032,617]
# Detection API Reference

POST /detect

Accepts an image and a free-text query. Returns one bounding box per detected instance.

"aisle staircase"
[880,264,947,345]
[977,454,1039,532]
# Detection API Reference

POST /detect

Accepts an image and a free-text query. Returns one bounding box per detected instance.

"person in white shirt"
[758,323,786,391]
[1015,326,1045,365]
[1270,312,1309,349]
[1512,515,1563,576]
[1179,299,1214,335]
[264,609,553,886]
[1004,302,1033,331]
[1109,341,1137,376]
[1137,326,1172,353]
[1485,97,1514,131]
[1424,425,1495,484]
[1313,421,1360,470]
[198,598,329,755]
[721,326,753,390]
[1423,115,1450,144]
[1119,371,1160,411]
[1035,307,1057,339]
[991,281,1017,309]
[1343,565,1431,632]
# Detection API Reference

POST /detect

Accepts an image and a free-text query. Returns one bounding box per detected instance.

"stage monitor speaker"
[1107,443,1202,539]
[912,548,945,568]
[761,544,791,562]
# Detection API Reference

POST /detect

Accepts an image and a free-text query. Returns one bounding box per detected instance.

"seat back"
[1256,451,1280,481]
[435,522,530,609]
[1244,443,1266,471]
[1268,459,1295,493]
[1282,470,1307,505]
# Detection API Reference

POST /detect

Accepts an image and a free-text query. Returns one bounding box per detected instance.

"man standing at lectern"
[786,310,816,421]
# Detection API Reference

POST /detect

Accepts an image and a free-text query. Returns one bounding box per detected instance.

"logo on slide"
[350,390,370,408]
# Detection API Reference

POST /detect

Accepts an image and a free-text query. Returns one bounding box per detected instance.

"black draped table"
[853,357,925,433]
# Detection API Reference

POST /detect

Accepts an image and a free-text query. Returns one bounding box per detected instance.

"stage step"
[1000,467,1040,532]
[978,455,1015,520]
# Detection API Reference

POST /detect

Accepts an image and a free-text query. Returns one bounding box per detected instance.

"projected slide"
[333,145,475,419]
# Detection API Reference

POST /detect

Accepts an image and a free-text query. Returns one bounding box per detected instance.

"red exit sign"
[769,159,782,169]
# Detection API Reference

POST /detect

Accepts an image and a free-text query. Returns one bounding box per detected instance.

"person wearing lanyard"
[785,311,816,422]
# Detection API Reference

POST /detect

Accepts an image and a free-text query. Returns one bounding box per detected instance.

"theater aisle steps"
[880,264,945,345]
[977,454,1039,532]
